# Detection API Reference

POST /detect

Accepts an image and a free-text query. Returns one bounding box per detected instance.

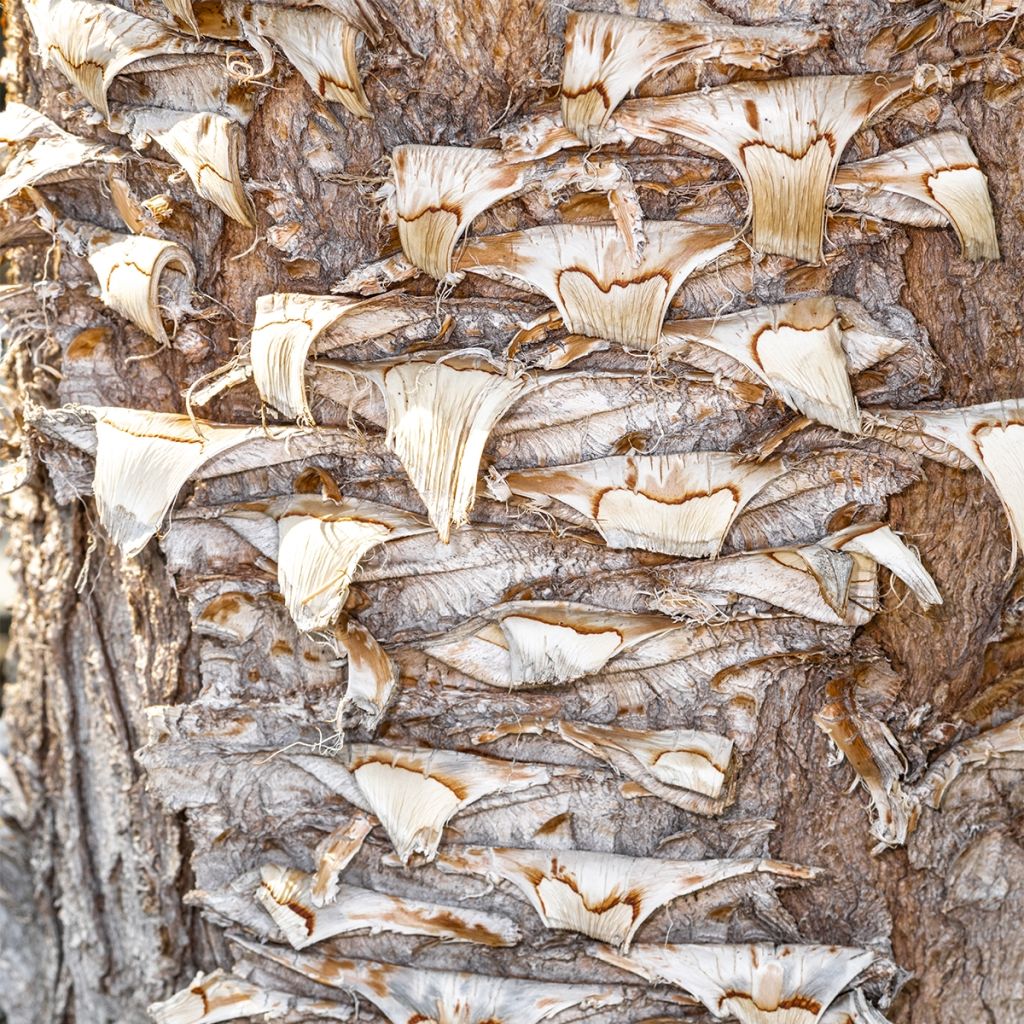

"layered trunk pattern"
[1,2,1023,1023]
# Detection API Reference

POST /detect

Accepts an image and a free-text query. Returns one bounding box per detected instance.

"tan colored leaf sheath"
[147,968,352,1023]
[661,296,860,432]
[391,145,527,278]
[333,618,397,734]
[219,494,429,632]
[248,6,375,118]
[24,0,228,119]
[560,10,829,146]
[613,73,927,262]
[233,940,624,1024]
[248,291,429,423]
[132,110,255,226]
[834,132,999,260]
[310,813,373,907]
[596,943,877,1024]
[257,863,521,948]
[82,229,195,347]
[325,350,534,541]
[867,400,1024,561]
[503,452,787,558]
[0,103,124,202]
[433,845,816,949]
[90,408,283,557]
[458,221,738,349]
[425,599,681,688]
[341,743,551,863]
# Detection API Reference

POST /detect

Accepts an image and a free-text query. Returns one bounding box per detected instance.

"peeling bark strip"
[4,0,1024,1022]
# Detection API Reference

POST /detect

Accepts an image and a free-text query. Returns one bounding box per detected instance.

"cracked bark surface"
[1,1,1023,1023]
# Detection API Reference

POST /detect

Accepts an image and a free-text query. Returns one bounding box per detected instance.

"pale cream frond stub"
[825,523,942,608]
[595,943,877,1024]
[248,6,375,118]
[131,110,255,226]
[940,0,1021,22]
[147,968,352,1023]
[867,400,1024,562]
[220,494,429,632]
[333,618,397,734]
[248,292,429,423]
[0,103,124,202]
[834,132,999,261]
[342,743,550,863]
[555,719,735,801]
[311,813,374,907]
[504,452,787,557]
[91,408,276,557]
[560,10,829,145]
[327,350,534,542]
[232,940,624,1024]
[434,845,817,949]
[458,221,738,349]
[257,863,521,949]
[662,297,860,432]
[23,0,228,119]
[651,538,880,625]
[613,74,925,263]
[82,229,195,347]
[391,145,528,278]
[423,601,681,688]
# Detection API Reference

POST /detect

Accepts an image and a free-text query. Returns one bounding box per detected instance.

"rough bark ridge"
[1,1,1023,1023]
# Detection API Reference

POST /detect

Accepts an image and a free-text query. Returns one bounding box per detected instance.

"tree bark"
[1,1,1023,1023]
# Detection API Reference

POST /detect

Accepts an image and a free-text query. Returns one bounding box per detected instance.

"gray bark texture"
[1,1,1023,1023]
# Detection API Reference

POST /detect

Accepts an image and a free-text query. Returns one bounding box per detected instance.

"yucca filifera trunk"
[1,1,1024,1023]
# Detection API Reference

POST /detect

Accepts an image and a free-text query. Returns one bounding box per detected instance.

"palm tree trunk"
[2,2,1023,1023]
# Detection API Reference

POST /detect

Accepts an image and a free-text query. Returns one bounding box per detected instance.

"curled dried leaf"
[596,943,877,1024]
[342,743,550,863]
[247,6,376,118]
[425,600,680,688]
[90,408,281,556]
[79,228,195,347]
[333,618,397,734]
[561,10,829,145]
[458,221,737,349]
[503,452,787,558]
[554,719,734,802]
[662,297,860,432]
[814,663,916,851]
[834,132,999,261]
[257,863,521,948]
[147,968,350,1023]
[918,713,1024,807]
[434,845,815,949]
[0,103,124,202]
[311,813,374,907]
